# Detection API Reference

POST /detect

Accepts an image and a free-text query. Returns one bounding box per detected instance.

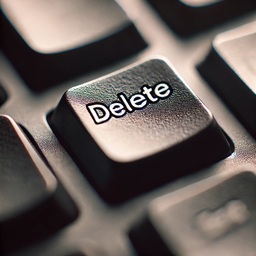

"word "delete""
[87,82,173,124]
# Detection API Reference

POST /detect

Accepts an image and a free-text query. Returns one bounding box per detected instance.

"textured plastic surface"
[51,59,232,202]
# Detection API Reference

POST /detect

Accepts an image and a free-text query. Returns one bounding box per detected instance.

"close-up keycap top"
[0,0,146,91]
[50,59,233,203]
[198,21,256,138]
[0,115,78,253]
[129,171,256,256]
[147,0,256,36]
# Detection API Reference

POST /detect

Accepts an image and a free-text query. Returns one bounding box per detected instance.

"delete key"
[50,59,233,203]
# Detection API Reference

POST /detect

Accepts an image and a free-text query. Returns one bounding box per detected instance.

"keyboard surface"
[0,0,255,255]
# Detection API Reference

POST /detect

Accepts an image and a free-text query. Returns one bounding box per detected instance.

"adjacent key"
[50,59,233,203]
[147,0,256,36]
[198,21,256,138]
[0,115,78,253]
[0,0,146,91]
[129,172,256,256]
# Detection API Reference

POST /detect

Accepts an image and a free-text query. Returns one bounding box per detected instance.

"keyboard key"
[147,0,256,36]
[0,0,146,91]
[0,115,78,253]
[198,21,256,138]
[50,59,233,203]
[129,172,256,256]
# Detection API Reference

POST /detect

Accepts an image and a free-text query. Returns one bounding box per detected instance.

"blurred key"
[50,59,233,203]
[0,0,146,91]
[0,115,78,253]
[147,0,256,36]
[129,172,256,256]
[198,21,256,138]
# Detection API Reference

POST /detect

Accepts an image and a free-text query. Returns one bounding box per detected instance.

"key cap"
[147,0,256,36]
[50,59,233,203]
[0,115,78,253]
[0,0,146,91]
[129,172,256,256]
[198,21,256,138]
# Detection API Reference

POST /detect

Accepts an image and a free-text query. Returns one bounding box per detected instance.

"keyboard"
[0,0,255,255]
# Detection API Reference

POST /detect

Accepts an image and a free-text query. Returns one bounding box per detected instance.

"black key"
[147,0,256,36]
[50,59,233,203]
[129,172,256,256]
[0,0,146,91]
[0,115,78,253]
[198,21,256,138]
